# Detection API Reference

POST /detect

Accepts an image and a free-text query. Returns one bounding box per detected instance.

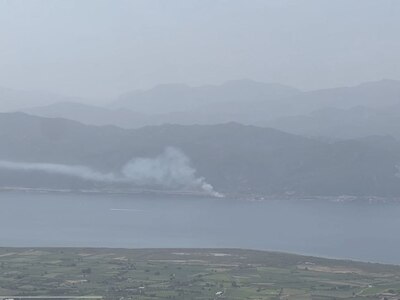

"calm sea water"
[0,191,399,264]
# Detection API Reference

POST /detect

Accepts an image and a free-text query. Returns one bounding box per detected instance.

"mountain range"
[1,112,400,197]
[16,79,400,140]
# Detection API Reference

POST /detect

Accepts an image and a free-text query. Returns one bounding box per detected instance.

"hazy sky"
[1,0,400,99]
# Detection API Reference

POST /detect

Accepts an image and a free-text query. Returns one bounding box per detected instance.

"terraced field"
[0,248,399,299]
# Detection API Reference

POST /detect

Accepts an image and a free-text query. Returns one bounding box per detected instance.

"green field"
[0,248,399,300]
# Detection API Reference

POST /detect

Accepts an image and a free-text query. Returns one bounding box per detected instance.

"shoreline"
[1,186,400,203]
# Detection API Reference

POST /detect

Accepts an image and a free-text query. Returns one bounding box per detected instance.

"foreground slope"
[0,247,399,299]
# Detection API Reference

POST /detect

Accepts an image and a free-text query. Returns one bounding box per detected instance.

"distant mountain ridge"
[22,102,152,129]
[112,79,301,114]
[266,103,400,139]
[15,79,400,140]
[0,86,91,112]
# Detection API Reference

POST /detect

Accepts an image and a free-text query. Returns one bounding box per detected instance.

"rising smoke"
[0,160,118,182]
[122,147,219,195]
[0,147,222,197]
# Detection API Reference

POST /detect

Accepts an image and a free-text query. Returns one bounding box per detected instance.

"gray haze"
[2,0,400,198]
[1,0,400,99]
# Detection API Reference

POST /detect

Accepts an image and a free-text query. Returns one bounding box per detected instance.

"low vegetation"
[0,248,400,299]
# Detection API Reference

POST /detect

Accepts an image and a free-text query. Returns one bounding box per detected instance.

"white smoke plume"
[0,147,223,197]
[0,160,118,182]
[122,147,220,195]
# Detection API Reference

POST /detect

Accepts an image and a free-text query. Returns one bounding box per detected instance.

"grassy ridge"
[0,248,399,299]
